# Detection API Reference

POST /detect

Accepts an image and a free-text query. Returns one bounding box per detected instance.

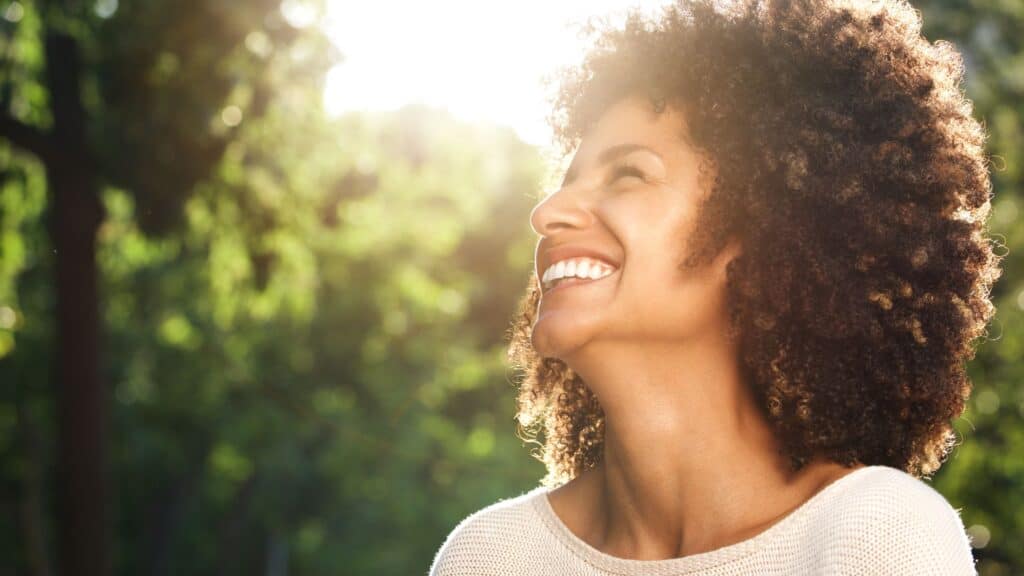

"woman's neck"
[551,332,859,560]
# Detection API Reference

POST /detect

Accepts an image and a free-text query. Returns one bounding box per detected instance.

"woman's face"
[529,95,740,361]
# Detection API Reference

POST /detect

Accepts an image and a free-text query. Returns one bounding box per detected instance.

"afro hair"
[507,0,1003,487]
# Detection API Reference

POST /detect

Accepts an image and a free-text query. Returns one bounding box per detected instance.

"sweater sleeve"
[427,492,540,576]
[428,512,499,576]
[427,516,472,576]
[828,470,978,575]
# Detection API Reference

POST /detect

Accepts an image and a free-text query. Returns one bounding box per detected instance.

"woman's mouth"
[544,275,606,295]
[541,258,620,296]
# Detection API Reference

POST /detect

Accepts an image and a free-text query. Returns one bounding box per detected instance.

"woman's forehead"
[575,97,692,156]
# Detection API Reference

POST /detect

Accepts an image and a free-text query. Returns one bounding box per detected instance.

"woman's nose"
[529,187,594,237]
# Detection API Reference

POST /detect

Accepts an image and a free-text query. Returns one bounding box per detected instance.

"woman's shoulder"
[810,465,978,575]
[428,485,549,576]
[823,464,970,527]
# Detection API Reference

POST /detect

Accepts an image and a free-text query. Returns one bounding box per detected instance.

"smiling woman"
[429,0,1001,574]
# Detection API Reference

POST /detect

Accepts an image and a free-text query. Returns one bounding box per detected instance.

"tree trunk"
[44,31,108,576]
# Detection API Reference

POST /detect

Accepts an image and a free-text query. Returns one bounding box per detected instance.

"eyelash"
[610,163,646,183]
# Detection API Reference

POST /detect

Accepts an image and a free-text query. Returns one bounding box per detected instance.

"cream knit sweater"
[429,465,978,575]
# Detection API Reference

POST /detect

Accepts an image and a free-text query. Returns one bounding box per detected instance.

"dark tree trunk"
[43,31,108,576]
[145,447,209,576]
[17,396,52,576]
[214,472,259,576]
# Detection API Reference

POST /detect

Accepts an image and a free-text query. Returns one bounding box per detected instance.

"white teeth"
[540,257,617,290]
[577,260,591,278]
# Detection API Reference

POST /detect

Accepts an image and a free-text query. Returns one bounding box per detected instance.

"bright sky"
[319,1,674,152]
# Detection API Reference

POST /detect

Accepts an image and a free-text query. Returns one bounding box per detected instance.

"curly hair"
[506,0,1003,488]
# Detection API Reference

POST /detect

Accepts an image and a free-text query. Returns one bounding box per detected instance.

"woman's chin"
[530,321,593,361]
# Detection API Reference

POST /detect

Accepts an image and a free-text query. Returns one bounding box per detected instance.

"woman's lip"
[542,269,619,296]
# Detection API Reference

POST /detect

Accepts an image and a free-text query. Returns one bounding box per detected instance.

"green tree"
[0,1,337,574]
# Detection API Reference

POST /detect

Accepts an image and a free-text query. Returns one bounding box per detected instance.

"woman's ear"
[716,235,743,283]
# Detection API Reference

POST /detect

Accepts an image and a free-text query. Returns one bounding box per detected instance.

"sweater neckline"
[530,464,883,575]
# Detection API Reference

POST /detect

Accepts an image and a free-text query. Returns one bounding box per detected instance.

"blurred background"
[0,0,1019,575]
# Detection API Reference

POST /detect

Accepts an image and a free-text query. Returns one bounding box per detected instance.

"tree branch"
[0,113,52,161]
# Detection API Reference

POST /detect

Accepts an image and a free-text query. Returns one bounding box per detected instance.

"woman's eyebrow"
[561,143,663,188]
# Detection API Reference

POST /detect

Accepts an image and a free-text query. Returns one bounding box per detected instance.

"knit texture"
[428,465,978,575]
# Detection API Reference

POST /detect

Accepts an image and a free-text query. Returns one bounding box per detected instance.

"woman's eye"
[610,164,646,183]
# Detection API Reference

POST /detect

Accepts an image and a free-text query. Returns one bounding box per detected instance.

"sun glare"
[322,1,674,150]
